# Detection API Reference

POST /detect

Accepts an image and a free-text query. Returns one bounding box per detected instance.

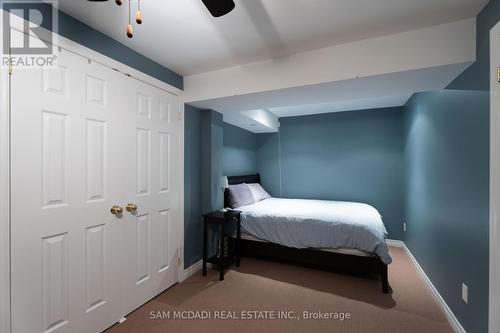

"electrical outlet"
[403,222,407,232]
[462,283,468,303]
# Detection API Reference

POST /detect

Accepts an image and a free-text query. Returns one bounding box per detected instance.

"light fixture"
[126,0,134,38]
[86,0,142,38]
[136,0,142,24]
[88,0,237,39]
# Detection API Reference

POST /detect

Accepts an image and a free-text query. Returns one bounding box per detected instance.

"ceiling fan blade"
[201,0,235,17]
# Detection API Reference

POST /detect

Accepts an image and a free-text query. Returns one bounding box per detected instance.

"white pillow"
[227,184,254,208]
[247,183,271,203]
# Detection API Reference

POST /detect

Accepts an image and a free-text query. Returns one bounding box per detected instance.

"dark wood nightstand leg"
[202,220,207,276]
[220,223,225,281]
[381,262,389,294]
[236,217,241,267]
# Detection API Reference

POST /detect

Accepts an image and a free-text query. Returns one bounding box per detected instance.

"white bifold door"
[10,49,180,333]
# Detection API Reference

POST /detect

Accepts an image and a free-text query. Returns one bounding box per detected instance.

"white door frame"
[490,20,500,333]
[0,27,185,332]
[0,54,11,333]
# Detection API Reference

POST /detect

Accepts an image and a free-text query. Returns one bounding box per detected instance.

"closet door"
[120,77,180,314]
[10,49,127,333]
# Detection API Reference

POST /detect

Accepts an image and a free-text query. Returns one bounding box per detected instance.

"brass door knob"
[126,203,138,213]
[110,205,123,215]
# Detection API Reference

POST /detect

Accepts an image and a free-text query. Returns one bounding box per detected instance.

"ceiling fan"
[88,0,236,38]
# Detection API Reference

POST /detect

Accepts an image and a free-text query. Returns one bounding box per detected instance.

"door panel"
[42,233,69,332]
[12,49,87,333]
[122,80,180,314]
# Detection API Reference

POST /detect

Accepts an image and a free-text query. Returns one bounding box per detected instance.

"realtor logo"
[2,0,58,68]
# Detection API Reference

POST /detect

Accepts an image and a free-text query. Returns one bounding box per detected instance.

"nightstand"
[202,210,241,281]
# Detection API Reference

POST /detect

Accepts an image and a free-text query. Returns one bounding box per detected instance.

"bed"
[224,174,391,293]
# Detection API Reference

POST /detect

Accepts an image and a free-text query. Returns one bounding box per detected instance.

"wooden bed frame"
[224,174,390,294]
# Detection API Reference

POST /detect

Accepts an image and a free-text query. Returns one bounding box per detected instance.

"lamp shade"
[222,176,229,189]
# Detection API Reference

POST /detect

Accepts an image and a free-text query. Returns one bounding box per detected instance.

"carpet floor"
[106,247,453,333]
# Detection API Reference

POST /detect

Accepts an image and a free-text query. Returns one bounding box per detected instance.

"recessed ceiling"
[59,0,487,76]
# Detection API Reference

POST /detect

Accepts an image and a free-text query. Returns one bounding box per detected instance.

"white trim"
[490,20,500,333]
[54,35,182,96]
[0,54,11,333]
[386,239,404,248]
[183,260,203,281]
[178,98,186,282]
[402,243,466,333]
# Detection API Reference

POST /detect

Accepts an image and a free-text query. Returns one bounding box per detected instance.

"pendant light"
[126,0,133,38]
[136,0,143,24]
[86,0,142,38]
[88,0,237,39]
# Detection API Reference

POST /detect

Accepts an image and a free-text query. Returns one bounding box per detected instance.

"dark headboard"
[224,174,260,208]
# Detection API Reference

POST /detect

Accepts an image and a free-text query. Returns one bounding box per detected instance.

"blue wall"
[257,133,282,198]
[184,107,225,268]
[184,105,203,268]
[201,111,224,213]
[223,123,258,176]
[268,107,406,240]
[404,1,499,331]
[404,91,489,333]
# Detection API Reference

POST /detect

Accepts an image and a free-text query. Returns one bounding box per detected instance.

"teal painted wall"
[257,133,282,198]
[223,123,258,177]
[201,111,225,259]
[257,107,406,240]
[184,105,203,268]
[404,1,499,331]
[404,91,489,333]
[184,108,225,268]
[201,111,224,213]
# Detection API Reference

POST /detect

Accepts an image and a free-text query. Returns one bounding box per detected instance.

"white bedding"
[236,197,392,265]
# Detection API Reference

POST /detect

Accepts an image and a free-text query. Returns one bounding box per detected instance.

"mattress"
[235,197,392,265]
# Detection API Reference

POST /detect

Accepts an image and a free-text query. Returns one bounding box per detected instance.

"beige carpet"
[106,247,453,333]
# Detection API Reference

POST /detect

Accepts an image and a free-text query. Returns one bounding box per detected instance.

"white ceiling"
[59,0,487,76]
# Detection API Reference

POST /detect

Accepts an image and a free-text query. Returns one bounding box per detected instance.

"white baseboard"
[386,239,404,248]
[401,243,466,333]
[183,260,202,280]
